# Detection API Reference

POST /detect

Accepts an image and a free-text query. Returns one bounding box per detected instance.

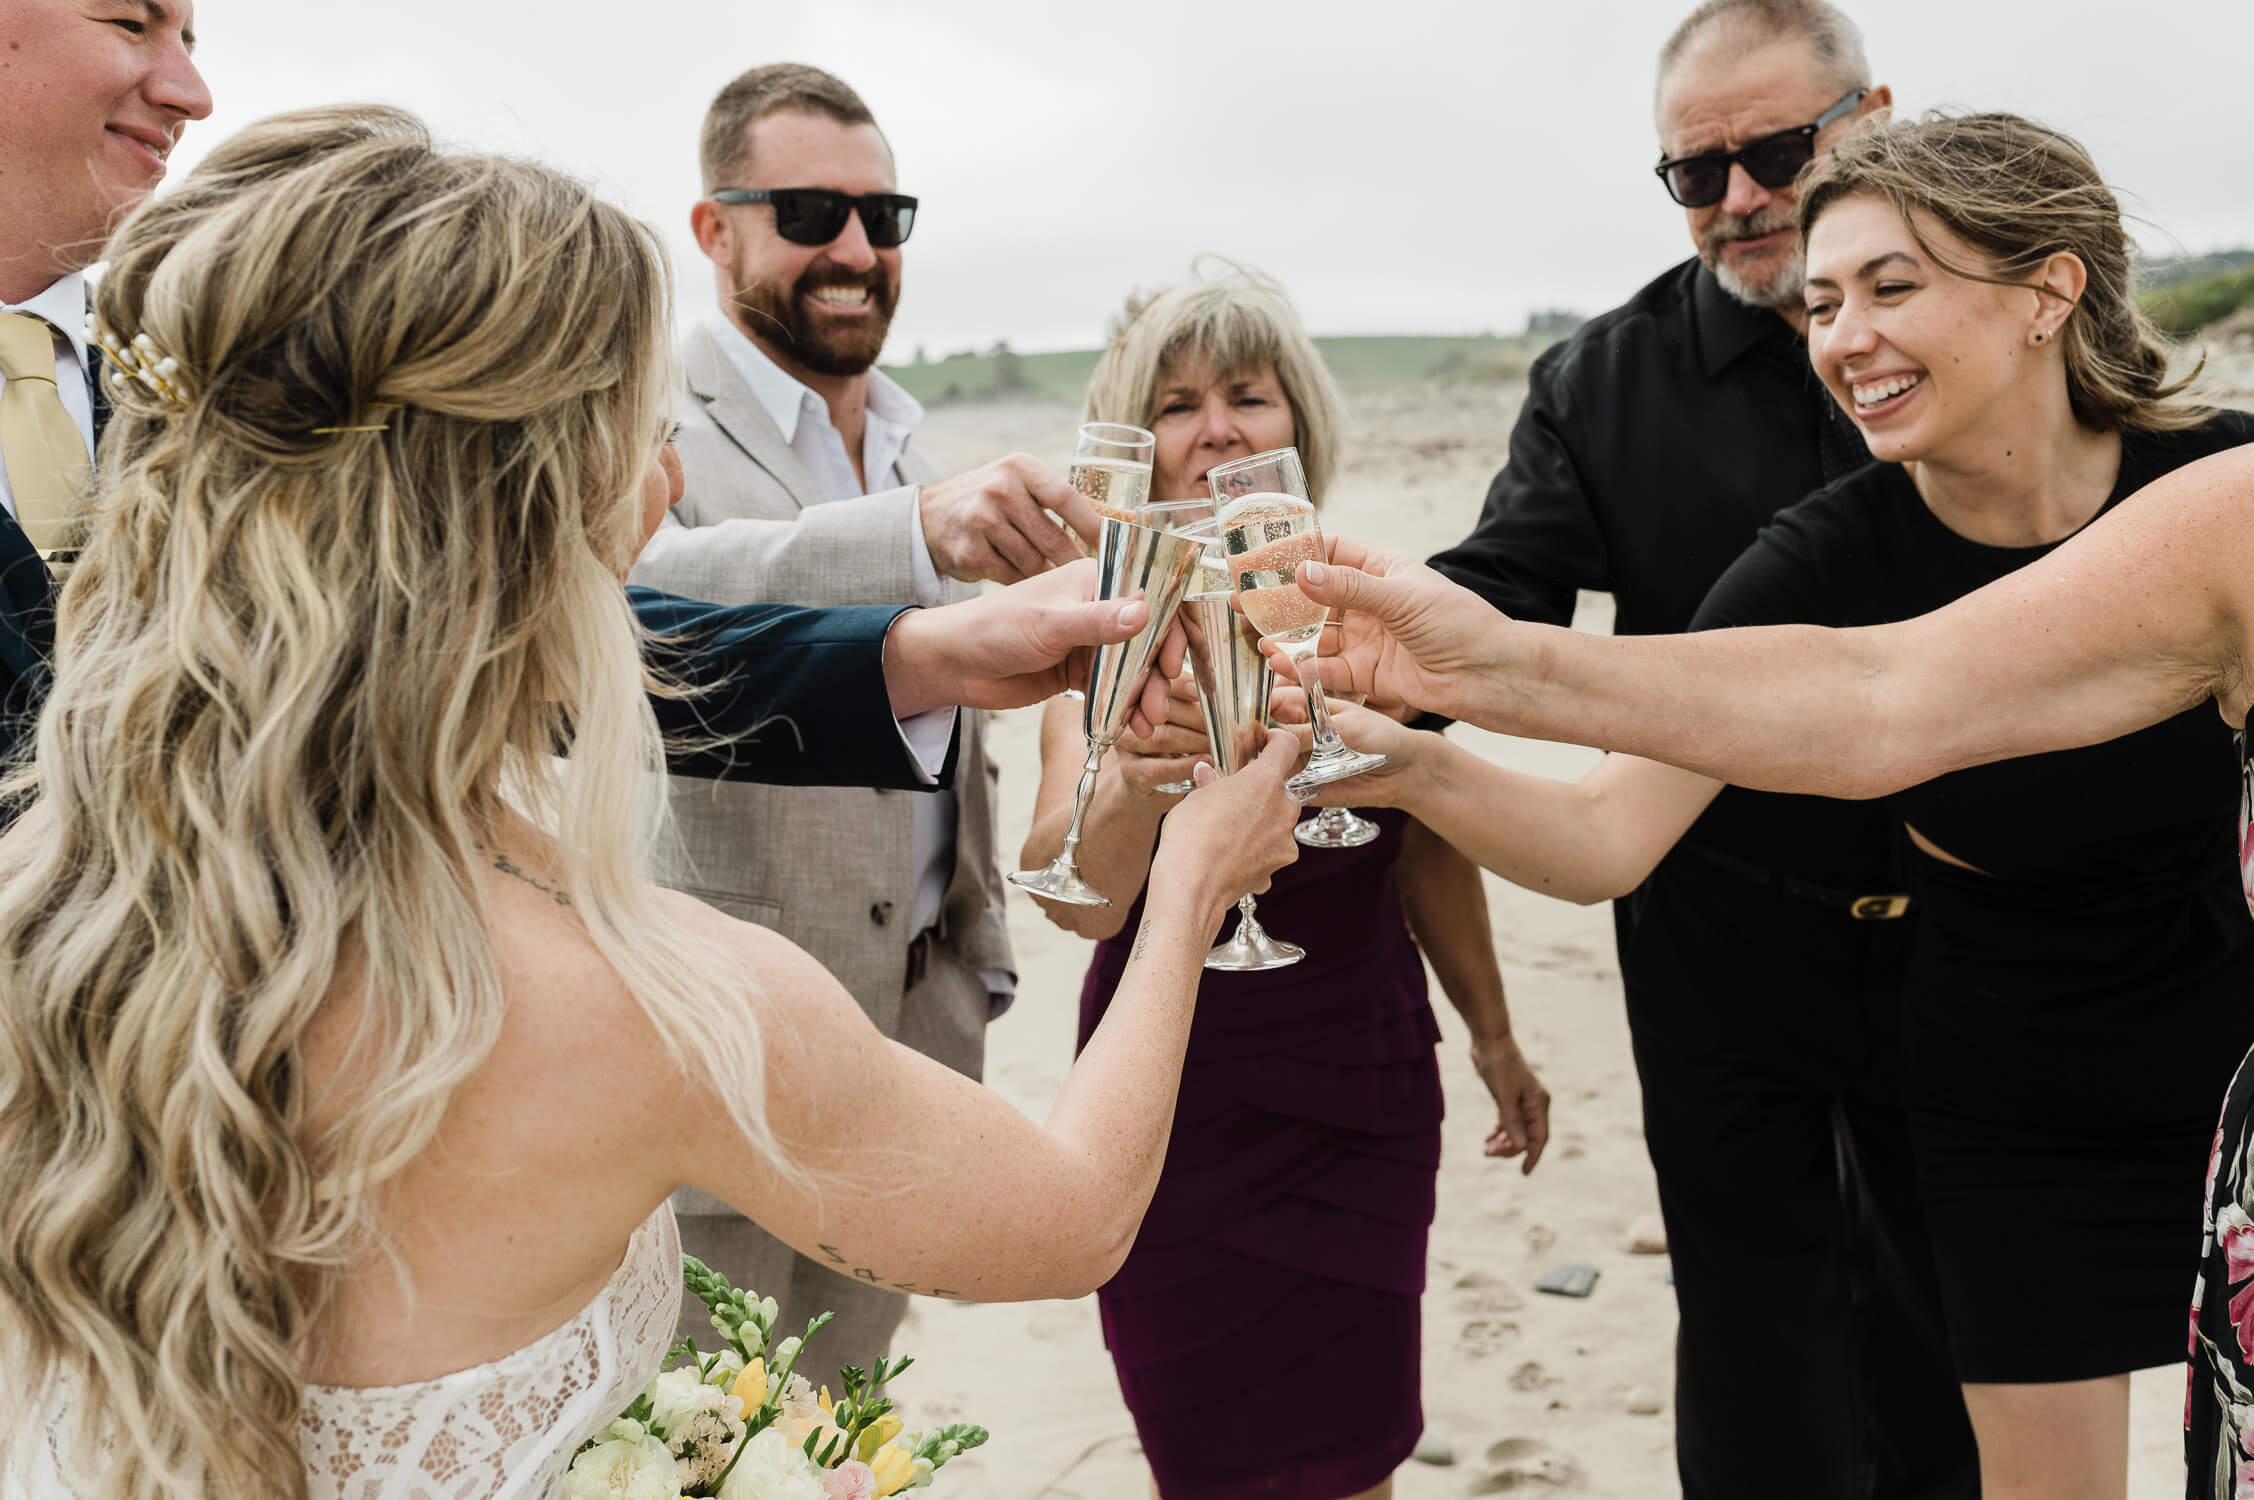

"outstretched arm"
[668,732,1306,1303]
[1287,446,2254,798]
[1292,701,1720,903]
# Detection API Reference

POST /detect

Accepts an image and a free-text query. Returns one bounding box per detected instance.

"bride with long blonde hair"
[0,105,1301,1499]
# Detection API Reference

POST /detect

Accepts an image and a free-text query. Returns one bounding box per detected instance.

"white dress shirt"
[0,274,96,521]
[705,316,1003,997]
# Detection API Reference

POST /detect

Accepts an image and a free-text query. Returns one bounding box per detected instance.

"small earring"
[2032,330,2048,344]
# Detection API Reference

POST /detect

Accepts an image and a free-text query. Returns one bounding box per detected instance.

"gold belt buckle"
[1850,893,1911,921]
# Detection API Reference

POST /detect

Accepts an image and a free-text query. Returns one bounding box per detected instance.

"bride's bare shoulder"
[645,885,844,1002]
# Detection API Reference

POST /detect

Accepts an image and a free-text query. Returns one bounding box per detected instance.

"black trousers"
[1621,866,1980,1500]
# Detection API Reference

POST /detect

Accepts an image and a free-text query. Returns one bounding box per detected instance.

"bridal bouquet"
[561,1255,988,1500]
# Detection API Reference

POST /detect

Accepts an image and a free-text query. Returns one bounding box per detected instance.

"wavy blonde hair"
[1799,111,2209,434]
[0,105,782,1498]
[1081,260,1345,505]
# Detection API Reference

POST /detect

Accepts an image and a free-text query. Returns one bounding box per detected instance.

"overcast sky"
[179,0,2254,357]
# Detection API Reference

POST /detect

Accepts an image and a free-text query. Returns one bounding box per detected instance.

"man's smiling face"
[0,0,211,284]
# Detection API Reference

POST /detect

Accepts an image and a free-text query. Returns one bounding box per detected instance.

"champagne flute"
[1296,690,1381,848]
[1067,423,1156,556]
[1210,448,1386,796]
[1153,515,1226,797]
[1008,516,1205,907]
[1180,590,1303,970]
[1059,423,1158,701]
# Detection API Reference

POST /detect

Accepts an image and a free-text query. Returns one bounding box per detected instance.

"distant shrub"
[2140,267,2254,338]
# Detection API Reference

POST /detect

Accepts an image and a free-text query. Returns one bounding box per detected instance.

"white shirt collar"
[703,311,924,449]
[4,272,92,376]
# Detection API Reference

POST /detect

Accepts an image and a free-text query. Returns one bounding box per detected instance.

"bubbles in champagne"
[1218,492,1326,646]
[1069,457,1153,524]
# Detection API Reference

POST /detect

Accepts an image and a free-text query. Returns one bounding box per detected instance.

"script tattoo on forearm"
[1128,916,1152,963]
[492,853,573,907]
[816,1243,960,1299]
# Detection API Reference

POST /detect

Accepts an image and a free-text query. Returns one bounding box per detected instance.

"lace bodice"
[6,1205,682,1499]
[297,1204,681,1500]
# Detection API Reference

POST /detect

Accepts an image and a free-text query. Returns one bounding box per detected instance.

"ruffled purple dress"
[1076,807,1442,1499]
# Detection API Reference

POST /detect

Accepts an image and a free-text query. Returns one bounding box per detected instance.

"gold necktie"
[0,311,93,558]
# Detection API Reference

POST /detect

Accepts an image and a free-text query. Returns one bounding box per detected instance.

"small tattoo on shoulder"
[492,853,572,907]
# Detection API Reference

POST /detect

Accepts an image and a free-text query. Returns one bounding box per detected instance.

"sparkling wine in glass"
[1153,516,1225,798]
[1008,516,1205,907]
[1067,423,1155,555]
[1179,590,1303,970]
[1210,449,1385,796]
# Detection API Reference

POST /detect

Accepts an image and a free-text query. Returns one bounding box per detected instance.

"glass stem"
[1294,650,1345,757]
[1056,741,1104,866]
[1237,893,1261,931]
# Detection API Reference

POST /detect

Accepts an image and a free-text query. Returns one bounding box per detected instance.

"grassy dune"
[882,333,1555,406]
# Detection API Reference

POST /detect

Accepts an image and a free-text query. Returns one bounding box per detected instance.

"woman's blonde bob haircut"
[1798,110,2209,434]
[0,105,780,1498]
[1081,260,1346,505]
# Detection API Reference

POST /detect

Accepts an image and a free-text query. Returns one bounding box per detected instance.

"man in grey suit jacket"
[630,63,1102,1375]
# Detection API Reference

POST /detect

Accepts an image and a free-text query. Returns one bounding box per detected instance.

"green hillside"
[883,333,1556,406]
[2140,264,2254,339]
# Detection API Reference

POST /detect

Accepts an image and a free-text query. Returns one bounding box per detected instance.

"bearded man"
[629,63,1102,1375]
[1427,4,1980,1497]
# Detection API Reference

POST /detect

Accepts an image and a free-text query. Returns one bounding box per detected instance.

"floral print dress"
[2188,725,2254,1497]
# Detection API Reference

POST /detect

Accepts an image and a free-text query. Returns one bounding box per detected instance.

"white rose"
[648,1368,721,1434]
[718,1427,829,1500]
[560,1434,680,1500]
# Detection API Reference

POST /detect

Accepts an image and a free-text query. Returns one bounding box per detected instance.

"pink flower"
[2224,1208,2254,1286]
[2211,1123,2230,1218]
[2236,1456,2254,1500]
[821,1460,876,1500]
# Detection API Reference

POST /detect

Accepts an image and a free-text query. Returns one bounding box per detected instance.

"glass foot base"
[1287,749,1386,797]
[1205,916,1304,971]
[1007,861,1111,907]
[1295,812,1379,848]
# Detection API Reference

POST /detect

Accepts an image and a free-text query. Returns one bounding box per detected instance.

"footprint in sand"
[1451,1271,1524,1319]
[1457,1317,1521,1359]
[1470,1437,1584,1492]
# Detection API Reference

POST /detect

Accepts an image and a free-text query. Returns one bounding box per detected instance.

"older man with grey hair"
[1431,3,1979,1496]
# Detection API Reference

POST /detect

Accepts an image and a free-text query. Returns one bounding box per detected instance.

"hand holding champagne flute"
[1211,448,1386,796]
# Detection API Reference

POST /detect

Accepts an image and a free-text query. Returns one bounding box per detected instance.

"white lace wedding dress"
[8,1205,681,1500]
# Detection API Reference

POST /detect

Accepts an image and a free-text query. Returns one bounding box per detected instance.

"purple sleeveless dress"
[1076,807,1442,1500]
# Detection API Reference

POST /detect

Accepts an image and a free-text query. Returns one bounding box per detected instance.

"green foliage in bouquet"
[561,1255,987,1500]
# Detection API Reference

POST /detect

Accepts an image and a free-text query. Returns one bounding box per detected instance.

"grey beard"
[1712,247,1807,310]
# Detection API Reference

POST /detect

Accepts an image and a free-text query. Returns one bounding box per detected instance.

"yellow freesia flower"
[729,1357,767,1411]
[856,1415,904,1463]
[867,1443,917,1498]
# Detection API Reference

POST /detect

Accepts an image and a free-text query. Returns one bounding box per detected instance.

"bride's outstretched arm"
[661,731,1303,1304]
[1287,446,2254,799]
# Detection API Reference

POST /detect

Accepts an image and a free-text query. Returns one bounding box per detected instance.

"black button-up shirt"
[1430,258,1902,994]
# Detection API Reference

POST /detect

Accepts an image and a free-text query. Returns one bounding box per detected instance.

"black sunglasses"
[1653,89,1867,208]
[710,187,918,248]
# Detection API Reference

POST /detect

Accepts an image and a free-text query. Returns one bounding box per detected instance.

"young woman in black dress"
[1295,114,2254,1500]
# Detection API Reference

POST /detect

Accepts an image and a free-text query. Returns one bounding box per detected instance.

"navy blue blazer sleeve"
[628,586,959,790]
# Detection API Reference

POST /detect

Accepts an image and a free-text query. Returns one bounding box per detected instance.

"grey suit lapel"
[682,322,824,511]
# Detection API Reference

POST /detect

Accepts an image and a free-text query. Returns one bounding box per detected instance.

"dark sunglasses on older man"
[710,187,919,248]
[1652,89,1867,208]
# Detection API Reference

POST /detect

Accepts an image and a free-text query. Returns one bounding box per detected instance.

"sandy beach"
[869,370,2254,1498]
